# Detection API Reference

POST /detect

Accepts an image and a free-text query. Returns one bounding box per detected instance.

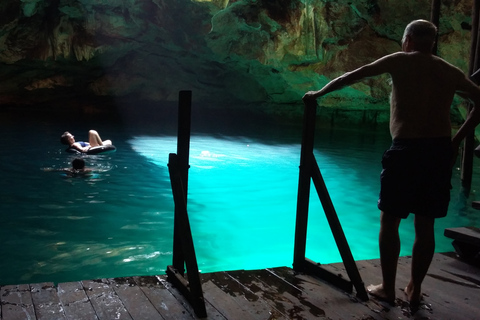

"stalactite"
[303,0,317,61]
[311,4,318,60]
[43,0,61,60]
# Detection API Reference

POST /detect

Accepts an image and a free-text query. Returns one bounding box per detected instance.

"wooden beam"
[310,157,368,300]
[293,100,368,301]
[461,0,480,190]
[293,98,317,270]
[167,153,207,318]
[172,90,192,274]
[430,0,441,55]
[166,92,207,318]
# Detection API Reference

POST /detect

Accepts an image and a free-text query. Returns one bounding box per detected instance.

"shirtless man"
[60,130,112,153]
[303,20,480,308]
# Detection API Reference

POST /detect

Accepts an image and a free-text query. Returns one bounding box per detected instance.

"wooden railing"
[166,91,207,317]
[293,98,369,301]
[460,0,480,191]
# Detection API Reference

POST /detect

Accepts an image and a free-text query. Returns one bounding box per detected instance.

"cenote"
[1,105,479,286]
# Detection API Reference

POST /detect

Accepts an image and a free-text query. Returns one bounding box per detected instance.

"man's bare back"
[387,52,465,139]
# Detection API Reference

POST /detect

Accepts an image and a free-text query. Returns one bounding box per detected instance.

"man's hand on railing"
[302,91,321,101]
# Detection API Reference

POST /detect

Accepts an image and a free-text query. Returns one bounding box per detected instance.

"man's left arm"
[303,54,397,100]
[452,76,480,150]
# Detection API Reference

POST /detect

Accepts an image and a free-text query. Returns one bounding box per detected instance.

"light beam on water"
[129,132,480,275]
[129,133,468,274]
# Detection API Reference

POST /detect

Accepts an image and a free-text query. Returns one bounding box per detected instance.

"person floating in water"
[70,158,92,175]
[43,158,93,177]
[303,19,480,310]
[60,130,112,153]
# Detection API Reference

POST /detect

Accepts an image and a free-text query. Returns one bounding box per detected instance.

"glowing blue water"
[0,112,479,286]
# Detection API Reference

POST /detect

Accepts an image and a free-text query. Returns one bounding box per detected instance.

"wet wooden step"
[1,253,479,320]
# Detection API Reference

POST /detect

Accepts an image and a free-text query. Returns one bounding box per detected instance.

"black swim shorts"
[377,137,453,219]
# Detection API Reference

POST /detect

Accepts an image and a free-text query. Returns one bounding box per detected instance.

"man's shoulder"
[375,52,410,66]
[367,52,405,69]
[430,55,466,77]
[384,51,409,59]
[397,52,464,75]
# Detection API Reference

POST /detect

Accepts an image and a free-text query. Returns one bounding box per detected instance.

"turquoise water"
[1,108,479,286]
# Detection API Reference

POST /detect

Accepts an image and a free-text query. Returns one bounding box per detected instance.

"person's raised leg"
[88,130,112,147]
[367,211,401,304]
[405,214,435,307]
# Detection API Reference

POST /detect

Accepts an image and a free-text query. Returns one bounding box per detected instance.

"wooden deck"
[1,252,479,319]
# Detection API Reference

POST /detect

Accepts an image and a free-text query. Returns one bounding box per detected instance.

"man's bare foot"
[404,285,422,310]
[367,284,395,304]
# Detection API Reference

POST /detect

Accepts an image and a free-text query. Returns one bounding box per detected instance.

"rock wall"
[0,0,474,122]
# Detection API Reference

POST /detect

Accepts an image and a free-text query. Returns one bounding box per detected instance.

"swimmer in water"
[43,158,93,177]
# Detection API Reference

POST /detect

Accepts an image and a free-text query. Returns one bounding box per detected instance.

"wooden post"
[293,99,317,270]
[293,100,368,301]
[172,90,192,275]
[430,0,441,55]
[166,91,207,318]
[462,1,480,190]
[177,90,192,193]
[167,154,207,318]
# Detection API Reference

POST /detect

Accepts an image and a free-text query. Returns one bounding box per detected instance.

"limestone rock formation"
[0,0,474,122]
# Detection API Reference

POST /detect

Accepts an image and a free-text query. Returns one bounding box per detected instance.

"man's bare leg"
[88,130,112,147]
[405,215,435,307]
[367,211,401,304]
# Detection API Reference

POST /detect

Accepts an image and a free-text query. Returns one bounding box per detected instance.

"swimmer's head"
[72,158,85,170]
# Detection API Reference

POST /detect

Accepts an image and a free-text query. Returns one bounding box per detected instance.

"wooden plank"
[82,279,132,320]
[2,253,480,320]
[201,272,287,320]
[358,254,480,320]
[133,276,194,320]
[327,258,438,318]
[269,267,385,320]
[108,277,164,320]
[0,284,36,320]
[326,258,411,316]
[162,274,226,319]
[202,280,253,320]
[57,281,98,320]
[314,262,349,282]
[421,253,480,319]
[444,227,480,245]
[438,251,480,274]
[444,227,480,264]
[30,282,66,320]
[227,269,326,319]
